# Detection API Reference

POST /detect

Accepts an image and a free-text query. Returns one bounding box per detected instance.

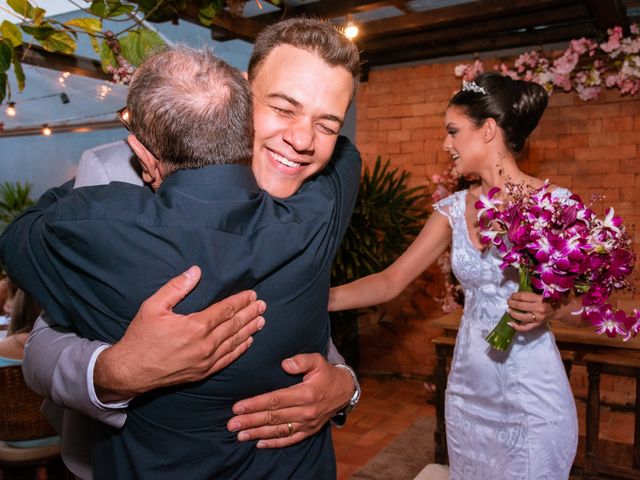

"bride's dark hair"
[449,72,548,156]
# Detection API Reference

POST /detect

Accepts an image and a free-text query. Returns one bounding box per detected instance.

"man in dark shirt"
[1,43,360,478]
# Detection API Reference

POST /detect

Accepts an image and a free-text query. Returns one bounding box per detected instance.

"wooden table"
[431,310,640,356]
[430,310,640,477]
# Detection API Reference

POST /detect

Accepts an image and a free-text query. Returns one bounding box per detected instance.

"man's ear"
[241,71,248,80]
[127,134,162,188]
[482,118,498,143]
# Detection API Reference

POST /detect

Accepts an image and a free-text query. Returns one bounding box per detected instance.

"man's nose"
[283,118,314,153]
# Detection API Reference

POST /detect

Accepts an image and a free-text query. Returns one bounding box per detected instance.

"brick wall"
[354,59,640,405]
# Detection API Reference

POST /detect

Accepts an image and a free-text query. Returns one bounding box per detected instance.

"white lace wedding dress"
[435,190,578,480]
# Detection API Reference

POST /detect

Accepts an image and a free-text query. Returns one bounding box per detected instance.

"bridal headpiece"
[462,80,487,95]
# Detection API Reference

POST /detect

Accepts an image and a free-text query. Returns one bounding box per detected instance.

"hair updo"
[449,72,548,156]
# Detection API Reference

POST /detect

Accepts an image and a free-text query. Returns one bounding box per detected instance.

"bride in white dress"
[329,72,582,479]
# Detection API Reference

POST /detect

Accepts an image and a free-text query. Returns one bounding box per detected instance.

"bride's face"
[442,106,487,176]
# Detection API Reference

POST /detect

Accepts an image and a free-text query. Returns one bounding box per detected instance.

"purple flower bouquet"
[475,181,637,351]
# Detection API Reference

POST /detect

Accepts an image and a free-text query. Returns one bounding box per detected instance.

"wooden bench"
[430,335,576,466]
[583,353,640,480]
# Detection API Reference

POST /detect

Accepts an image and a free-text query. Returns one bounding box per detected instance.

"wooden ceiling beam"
[360,0,579,40]
[251,0,403,25]
[360,3,590,53]
[362,20,599,67]
[0,119,122,138]
[586,0,630,34]
[178,4,264,42]
[17,45,110,81]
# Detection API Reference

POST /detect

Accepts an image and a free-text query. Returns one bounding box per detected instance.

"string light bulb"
[6,102,16,117]
[42,125,52,136]
[344,14,359,40]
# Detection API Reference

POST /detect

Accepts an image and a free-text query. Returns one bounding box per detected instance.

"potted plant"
[330,156,429,367]
[0,181,34,231]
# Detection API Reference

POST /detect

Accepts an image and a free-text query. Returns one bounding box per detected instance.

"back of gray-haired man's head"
[127,46,254,170]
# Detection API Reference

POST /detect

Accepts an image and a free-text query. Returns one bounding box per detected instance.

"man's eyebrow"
[267,93,344,125]
[267,93,300,108]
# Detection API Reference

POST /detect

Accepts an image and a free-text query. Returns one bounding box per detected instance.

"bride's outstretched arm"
[329,212,452,312]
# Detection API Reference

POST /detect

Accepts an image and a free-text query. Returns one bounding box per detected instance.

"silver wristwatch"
[331,363,361,427]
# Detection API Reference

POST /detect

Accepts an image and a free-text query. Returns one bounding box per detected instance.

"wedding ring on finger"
[287,422,294,437]
[530,312,537,323]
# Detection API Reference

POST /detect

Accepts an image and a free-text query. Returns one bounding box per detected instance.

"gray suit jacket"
[22,140,139,479]
[22,139,346,479]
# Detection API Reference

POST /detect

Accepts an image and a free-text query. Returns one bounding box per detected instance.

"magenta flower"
[587,305,628,338]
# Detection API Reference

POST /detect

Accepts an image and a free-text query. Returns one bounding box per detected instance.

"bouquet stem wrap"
[485,268,533,351]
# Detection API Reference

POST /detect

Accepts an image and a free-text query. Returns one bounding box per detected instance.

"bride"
[329,72,583,479]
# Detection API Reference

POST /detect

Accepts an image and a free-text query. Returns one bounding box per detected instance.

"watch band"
[331,363,361,427]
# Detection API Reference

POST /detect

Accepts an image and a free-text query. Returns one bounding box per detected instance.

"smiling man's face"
[250,44,354,198]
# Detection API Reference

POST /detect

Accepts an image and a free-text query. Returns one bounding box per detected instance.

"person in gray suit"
[22,18,361,478]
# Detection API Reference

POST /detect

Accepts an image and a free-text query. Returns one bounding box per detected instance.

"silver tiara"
[462,80,487,95]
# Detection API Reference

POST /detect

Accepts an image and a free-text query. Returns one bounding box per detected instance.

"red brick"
[588,158,619,173]
[388,129,410,142]
[401,140,425,154]
[620,102,640,115]
[401,117,425,130]
[388,105,413,117]
[619,131,640,145]
[588,132,620,147]
[548,92,574,107]
[411,102,441,116]
[585,103,622,118]
[558,107,588,121]
[558,134,589,148]
[377,142,402,155]
[602,116,635,131]
[378,118,401,130]
[570,119,601,134]
[540,120,571,135]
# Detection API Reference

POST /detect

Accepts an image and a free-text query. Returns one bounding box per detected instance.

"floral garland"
[455,24,640,101]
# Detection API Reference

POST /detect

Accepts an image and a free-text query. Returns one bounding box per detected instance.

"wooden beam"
[359,0,579,40]
[178,3,264,42]
[251,0,403,25]
[362,20,599,67]
[0,119,122,138]
[361,3,589,53]
[586,0,630,34]
[16,45,110,81]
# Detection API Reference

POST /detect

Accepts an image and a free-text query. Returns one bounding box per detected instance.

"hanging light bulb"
[344,14,359,40]
[42,125,52,136]
[6,102,16,117]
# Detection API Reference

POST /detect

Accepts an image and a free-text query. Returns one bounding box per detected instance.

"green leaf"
[64,17,102,33]
[100,39,117,71]
[0,41,12,72]
[89,0,108,17]
[105,3,134,18]
[1,21,23,47]
[21,24,55,41]
[31,7,46,25]
[7,0,31,17]
[41,30,77,54]
[89,34,100,54]
[12,50,25,91]
[0,72,7,104]
[198,2,218,27]
[119,28,164,66]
